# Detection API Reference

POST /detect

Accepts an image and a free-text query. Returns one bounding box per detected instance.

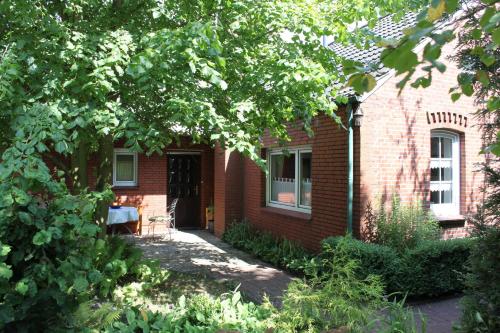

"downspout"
[347,104,354,234]
[347,102,363,235]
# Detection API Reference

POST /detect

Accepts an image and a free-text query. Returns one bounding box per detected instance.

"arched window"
[430,131,460,216]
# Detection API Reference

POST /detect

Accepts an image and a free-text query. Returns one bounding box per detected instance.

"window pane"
[270,153,296,205]
[441,138,452,158]
[116,154,135,182]
[300,152,312,207]
[442,167,452,181]
[430,191,440,204]
[442,190,452,203]
[431,137,440,158]
[431,168,440,181]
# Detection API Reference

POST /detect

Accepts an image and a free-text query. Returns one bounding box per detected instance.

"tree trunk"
[70,141,89,194]
[95,134,114,238]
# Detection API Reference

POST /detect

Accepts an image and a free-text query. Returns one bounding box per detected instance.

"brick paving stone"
[134,230,293,306]
[409,296,462,333]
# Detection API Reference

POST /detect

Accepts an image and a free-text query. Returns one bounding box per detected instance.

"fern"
[69,300,122,330]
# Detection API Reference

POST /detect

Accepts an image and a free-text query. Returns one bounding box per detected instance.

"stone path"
[410,296,462,333]
[134,230,461,332]
[134,230,292,305]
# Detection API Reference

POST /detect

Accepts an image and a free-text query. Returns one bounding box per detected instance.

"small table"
[107,206,139,234]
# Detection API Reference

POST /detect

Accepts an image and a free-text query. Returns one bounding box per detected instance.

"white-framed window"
[267,147,312,213]
[430,131,460,216]
[113,148,138,187]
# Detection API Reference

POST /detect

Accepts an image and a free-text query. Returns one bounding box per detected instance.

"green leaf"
[0,263,13,280]
[15,281,29,295]
[0,244,10,257]
[470,29,482,40]
[73,276,89,293]
[423,44,441,61]
[0,193,14,208]
[445,0,458,13]
[479,8,495,28]
[381,46,418,73]
[461,84,474,97]
[480,54,496,67]
[54,141,67,154]
[33,230,52,246]
[126,309,136,324]
[493,28,500,46]
[347,73,377,94]
[13,188,31,206]
[476,70,489,86]
[451,93,461,102]
[18,212,33,225]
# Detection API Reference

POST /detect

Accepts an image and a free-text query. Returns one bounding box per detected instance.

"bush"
[362,197,441,252]
[319,236,473,298]
[400,238,473,297]
[222,222,311,272]
[457,225,500,333]
[320,236,401,289]
[275,237,425,333]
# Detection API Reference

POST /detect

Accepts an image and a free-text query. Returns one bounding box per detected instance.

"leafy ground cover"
[222,199,474,299]
[102,237,425,333]
[222,221,312,273]
[52,235,423,332]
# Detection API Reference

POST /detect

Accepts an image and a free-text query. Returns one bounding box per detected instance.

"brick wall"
[213,145,244,237]
[88,140,214,234]
[240,111,350,251]
[227,42,486,250]
[357,41,485,237]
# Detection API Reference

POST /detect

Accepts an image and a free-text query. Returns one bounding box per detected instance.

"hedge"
[320,236,474,297]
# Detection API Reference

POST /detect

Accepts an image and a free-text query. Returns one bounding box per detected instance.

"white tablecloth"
[107,207,139,225]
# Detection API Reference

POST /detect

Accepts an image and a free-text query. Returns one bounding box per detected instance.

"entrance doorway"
[167,153,201,229]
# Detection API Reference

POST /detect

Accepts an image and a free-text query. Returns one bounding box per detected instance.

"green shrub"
[400,238,473,297]
[275,237,425,333]
[457,225,500,333]
[320,236,401,289]
[222,222,311,272]
[362,197,441,252]
[318,236,473,298]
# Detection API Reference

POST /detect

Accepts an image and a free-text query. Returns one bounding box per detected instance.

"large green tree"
[0,0,426,231]
[1,0,432,328]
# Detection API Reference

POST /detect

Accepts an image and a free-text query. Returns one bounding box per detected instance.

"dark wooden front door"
[167,154,201,229]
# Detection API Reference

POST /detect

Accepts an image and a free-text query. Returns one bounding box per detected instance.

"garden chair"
[147,199,178,241]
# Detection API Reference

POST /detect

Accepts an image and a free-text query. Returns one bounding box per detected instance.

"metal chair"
[147,199,178,241]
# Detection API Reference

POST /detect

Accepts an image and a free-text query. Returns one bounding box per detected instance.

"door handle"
[195,185,199,196]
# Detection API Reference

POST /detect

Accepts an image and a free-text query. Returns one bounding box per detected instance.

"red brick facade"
[83,44,485,249]
[88,140,214,234]
[213,42,486,251]
[357,42,485,240]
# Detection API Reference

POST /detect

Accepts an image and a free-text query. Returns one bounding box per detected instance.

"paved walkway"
[134,230,292,305]
[410,296,462,333]
[134,230,461,332]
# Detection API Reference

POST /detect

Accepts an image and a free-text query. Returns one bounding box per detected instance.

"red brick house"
[106,14,485,250]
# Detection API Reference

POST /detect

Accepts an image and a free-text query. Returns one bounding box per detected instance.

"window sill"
[112,186,140,190]
[435,215,465,227]
[261,206,311,221]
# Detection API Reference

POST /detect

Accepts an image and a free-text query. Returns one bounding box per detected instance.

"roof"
[329,12,419,97]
